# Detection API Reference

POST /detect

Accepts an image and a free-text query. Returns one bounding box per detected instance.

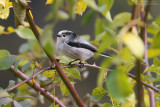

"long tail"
[99,53,110,58]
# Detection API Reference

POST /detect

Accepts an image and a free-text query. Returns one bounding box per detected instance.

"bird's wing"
[67,37,97,52]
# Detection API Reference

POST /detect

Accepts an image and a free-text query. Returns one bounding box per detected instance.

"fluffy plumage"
[56,30,108,61]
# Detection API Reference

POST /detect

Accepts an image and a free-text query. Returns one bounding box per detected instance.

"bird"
[56,30,109,65]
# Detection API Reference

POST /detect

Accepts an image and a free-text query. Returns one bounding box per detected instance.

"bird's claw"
[79,61,84,68]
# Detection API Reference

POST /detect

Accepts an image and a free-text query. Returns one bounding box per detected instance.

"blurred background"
[0,0,160,106]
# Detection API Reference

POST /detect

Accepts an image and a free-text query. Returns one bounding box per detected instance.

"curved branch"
[9,66,65,107]
[8,64,160,94]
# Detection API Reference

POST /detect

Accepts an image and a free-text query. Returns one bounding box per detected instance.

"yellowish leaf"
[0,0,5,6]
[75,0,87,16]
[5,2,12,8]
[120,33,144,58]
[0,4,10,19]
[148,49,160,59]
[42,70,55,78]
[7,26,15,33]
[46,0,54,4]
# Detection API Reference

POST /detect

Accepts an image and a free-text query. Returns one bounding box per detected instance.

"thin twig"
[7,64,160,94]
[25,9,85,107]
[9,66,65,107]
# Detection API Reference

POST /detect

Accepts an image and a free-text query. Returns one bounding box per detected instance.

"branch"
[7,64,160,94]
[25,9,85,107]
[140,0,155,106]
[9,66,65,107]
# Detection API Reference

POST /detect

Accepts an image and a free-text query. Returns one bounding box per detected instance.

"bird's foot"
[79,61,85,68]
[68,59,79,67]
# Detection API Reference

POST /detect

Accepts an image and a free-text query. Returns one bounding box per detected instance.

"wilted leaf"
[42,70,55,78]
[6,80,15,89]
[68,68,81,80]
[12,0,28,26]
[120,32,144,58]
[0,4,10,19]
[15,26,35,40]
[92,87,107,100]
[106,69,132,100]
[60,81,69,96]
[40,24,55,56]
[21,61,31,72]
[0,56,17,70]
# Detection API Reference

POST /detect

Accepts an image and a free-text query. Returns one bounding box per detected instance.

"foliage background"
[0,0,160,106]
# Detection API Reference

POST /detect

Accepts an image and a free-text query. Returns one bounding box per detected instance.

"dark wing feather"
[67,41,97,52]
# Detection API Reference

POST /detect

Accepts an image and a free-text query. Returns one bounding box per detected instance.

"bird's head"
[56,30,77,42]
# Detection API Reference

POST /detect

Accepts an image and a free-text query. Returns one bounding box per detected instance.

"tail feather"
[99,53,110,57]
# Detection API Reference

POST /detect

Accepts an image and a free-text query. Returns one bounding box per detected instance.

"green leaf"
[60,81,69,96]
[98,0,114,20]
[68,68,81,80]
[0,50,10,60]
[57,10,69,21]
[120,32,144,59]
[3,103,11,107]
[103,103,112,107]
[40,24,55,56]
[113,12,131,27]
[155,15,160,25]
[21,61,31,72]
[56,55,72,64]
[106,69,132,100]
[92,87,107,101]
[0,98,12,106]
[42,70,55,78]
[13,101,22,107]
[153,57,160,66]
[66,0,76,19]
[148,49,160,58]
[19,43,29,53]
[81,9,94,25]
[0,56,17,70]
[6,80,15,89]
[49,103,59,107]
[0,87,9,98]
[12,0,28,26]
[151,31,160,48]
[14,95,36,101]
[15,26,35,40]
[146,57,160,73]
[14,58,22,71]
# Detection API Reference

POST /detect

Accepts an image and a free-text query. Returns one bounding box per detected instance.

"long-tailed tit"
[56,30,109,62]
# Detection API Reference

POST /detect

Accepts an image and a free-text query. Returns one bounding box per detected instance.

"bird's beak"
[57,34,61,37]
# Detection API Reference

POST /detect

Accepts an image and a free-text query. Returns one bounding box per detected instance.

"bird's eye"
[62,34,66,37]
